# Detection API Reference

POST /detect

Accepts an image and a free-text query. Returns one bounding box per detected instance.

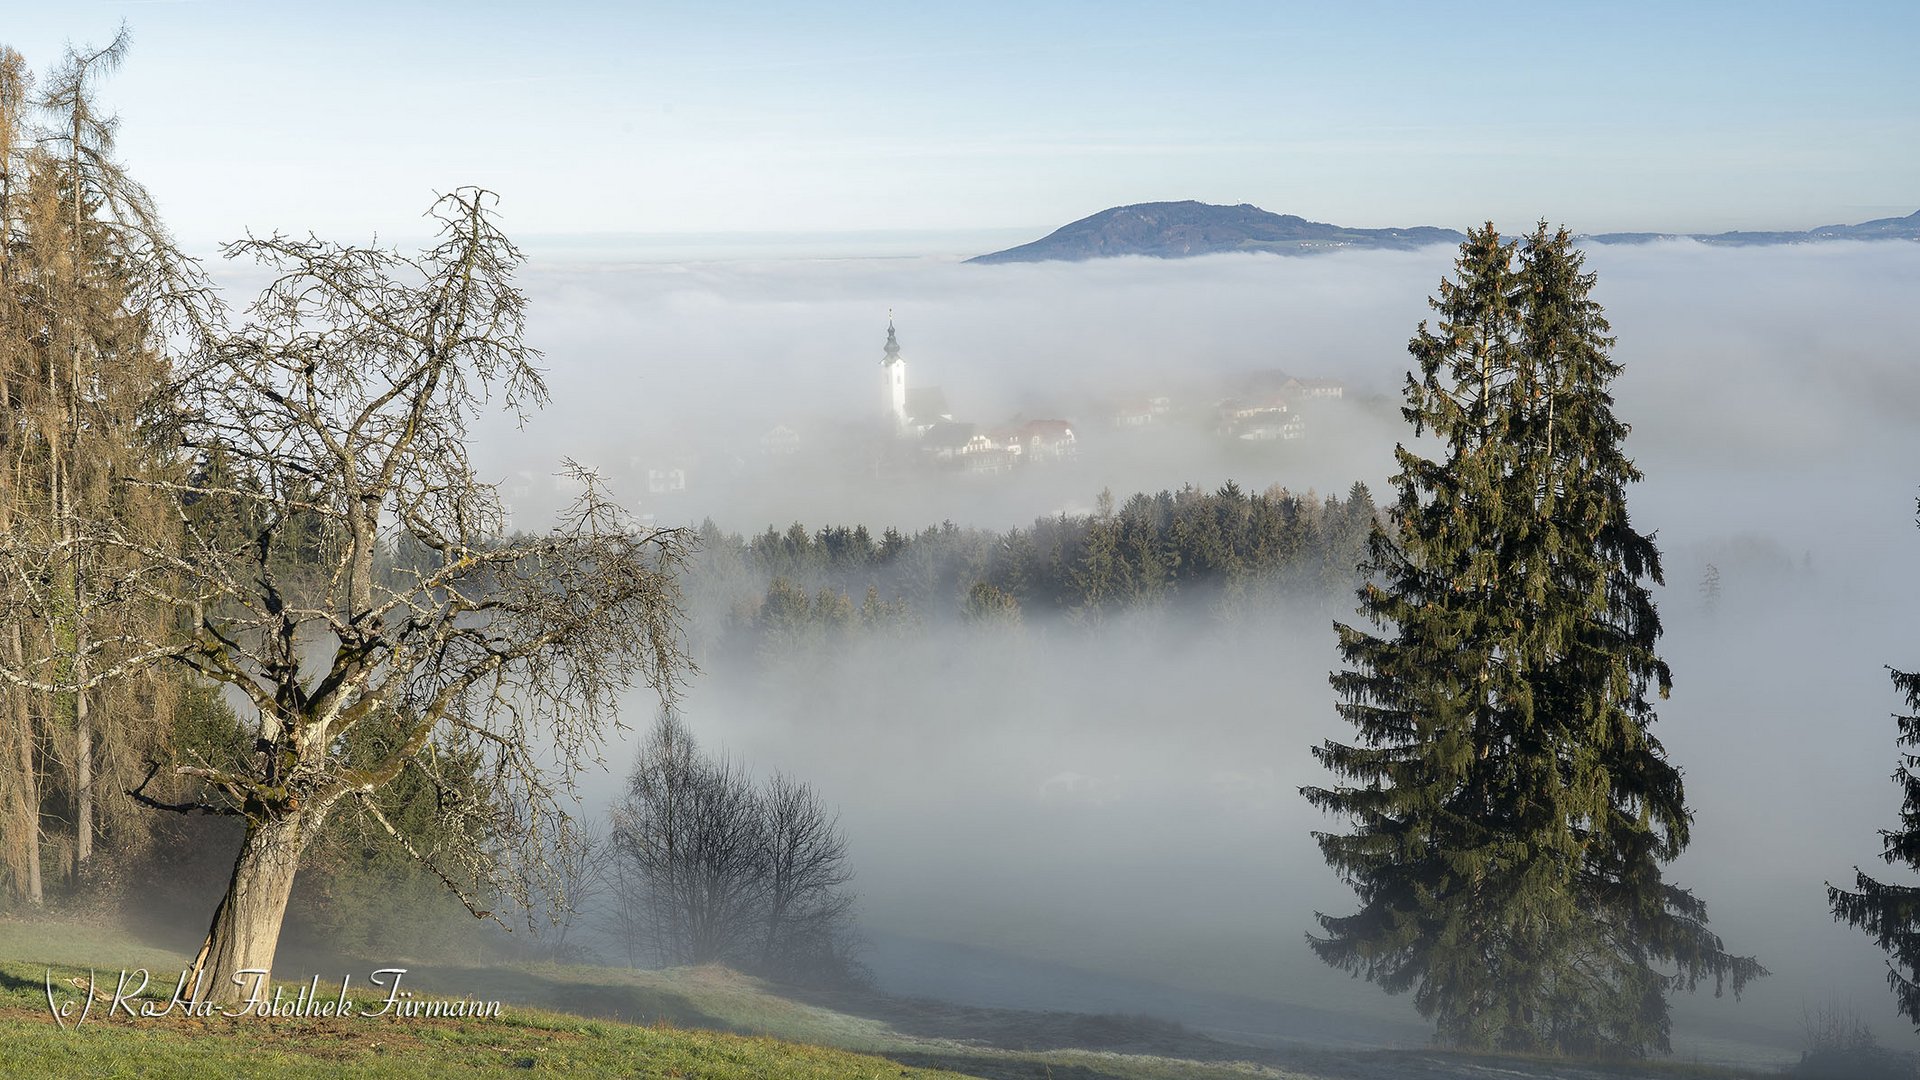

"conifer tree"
[1304,223,1761,1056]
[0,42,42,904]
[0,29,201,895]
[1828,495,1920,1024]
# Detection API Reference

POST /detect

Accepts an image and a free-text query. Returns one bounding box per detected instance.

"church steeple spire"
[882,312,901,365]
[881,313,908,430]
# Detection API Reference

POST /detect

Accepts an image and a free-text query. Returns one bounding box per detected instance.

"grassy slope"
[0,919,1284,1080]
[4,967,966,1080]
[0,918,1778,1080]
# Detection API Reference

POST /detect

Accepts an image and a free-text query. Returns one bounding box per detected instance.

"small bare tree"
[4,188,690,1004]
[608,713,862,984]
[607,712,699,967]
[758,771,857,982]
[610,713,765,967]
[527,815,611,963]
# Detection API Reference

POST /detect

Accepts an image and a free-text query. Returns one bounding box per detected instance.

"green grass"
[2,962,971,1079]
[0,1004,974,1079]
[0,917,956,1079]
[0,918,1287,1079]
[0,917,1786,1080]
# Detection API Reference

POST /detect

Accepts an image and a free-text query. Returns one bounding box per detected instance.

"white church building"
[879,317,953,437]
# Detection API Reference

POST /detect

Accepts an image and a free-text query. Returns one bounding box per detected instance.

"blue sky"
[4,1,1915,249]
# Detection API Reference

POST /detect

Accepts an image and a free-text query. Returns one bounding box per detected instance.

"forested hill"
[967,201,1465,263]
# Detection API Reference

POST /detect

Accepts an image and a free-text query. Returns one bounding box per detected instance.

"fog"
[458,238,1920,1063]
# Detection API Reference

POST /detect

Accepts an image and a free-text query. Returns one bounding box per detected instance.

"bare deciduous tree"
[608,713,862,985]
[758,771,856,981]
[5,187,691,1003]
[611,713,764,967]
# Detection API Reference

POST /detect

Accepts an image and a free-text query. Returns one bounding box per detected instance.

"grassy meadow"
[0,918,1786,1079]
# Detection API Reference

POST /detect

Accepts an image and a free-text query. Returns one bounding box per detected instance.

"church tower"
[881,316,908,430]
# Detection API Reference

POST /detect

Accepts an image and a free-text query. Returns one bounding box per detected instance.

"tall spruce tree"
[1828,496,1920,1024]
[1303,223,1762,1056]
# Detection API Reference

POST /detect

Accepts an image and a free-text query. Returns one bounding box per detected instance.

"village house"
[1292,378,1345,399]
[1012,418,1077,461]
[920,420,979,461]
[760,424,800,457]
[1109,395,1171,428]
[647,466,688,494]
[1238,413,1306,441]
[1223,393,1293,423]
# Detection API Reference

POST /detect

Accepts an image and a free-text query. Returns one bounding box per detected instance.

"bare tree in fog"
[11,189,692,1006]
[612,713,765,966]
[1829,495,1920,1026]
[529,817,612,963]
[609,713,862,985]
[758,771,857,980]
[1306,223,1761,1056]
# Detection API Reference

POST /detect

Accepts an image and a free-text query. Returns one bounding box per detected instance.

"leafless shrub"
[1794,998,1913,1080]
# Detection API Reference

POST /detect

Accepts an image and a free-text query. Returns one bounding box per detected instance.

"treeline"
[688,481,1378,651]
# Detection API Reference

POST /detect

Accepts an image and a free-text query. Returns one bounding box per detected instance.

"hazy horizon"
[6,5,1917,1072]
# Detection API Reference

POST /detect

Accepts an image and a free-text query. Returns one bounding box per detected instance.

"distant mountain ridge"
[1588,208,1920,246]
[966,201,1464,263]
[969,201,1920,263]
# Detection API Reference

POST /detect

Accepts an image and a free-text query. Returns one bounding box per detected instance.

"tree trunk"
[0,345,38,904]
[6,619,41,904]
[9,708,40,903]
[73,669,90,869]
[2,693,42,904]
[65,128,89,873]
[189,801,331,1006]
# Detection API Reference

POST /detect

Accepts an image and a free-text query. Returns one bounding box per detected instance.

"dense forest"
[688,481,1378,653]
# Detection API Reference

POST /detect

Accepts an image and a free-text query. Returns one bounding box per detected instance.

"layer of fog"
[462,240,1920,1062]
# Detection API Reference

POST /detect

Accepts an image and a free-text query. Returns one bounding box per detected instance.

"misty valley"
[5,19,1920,1080]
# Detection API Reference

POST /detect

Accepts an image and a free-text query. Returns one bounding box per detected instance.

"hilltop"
[966,202,1465,263]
